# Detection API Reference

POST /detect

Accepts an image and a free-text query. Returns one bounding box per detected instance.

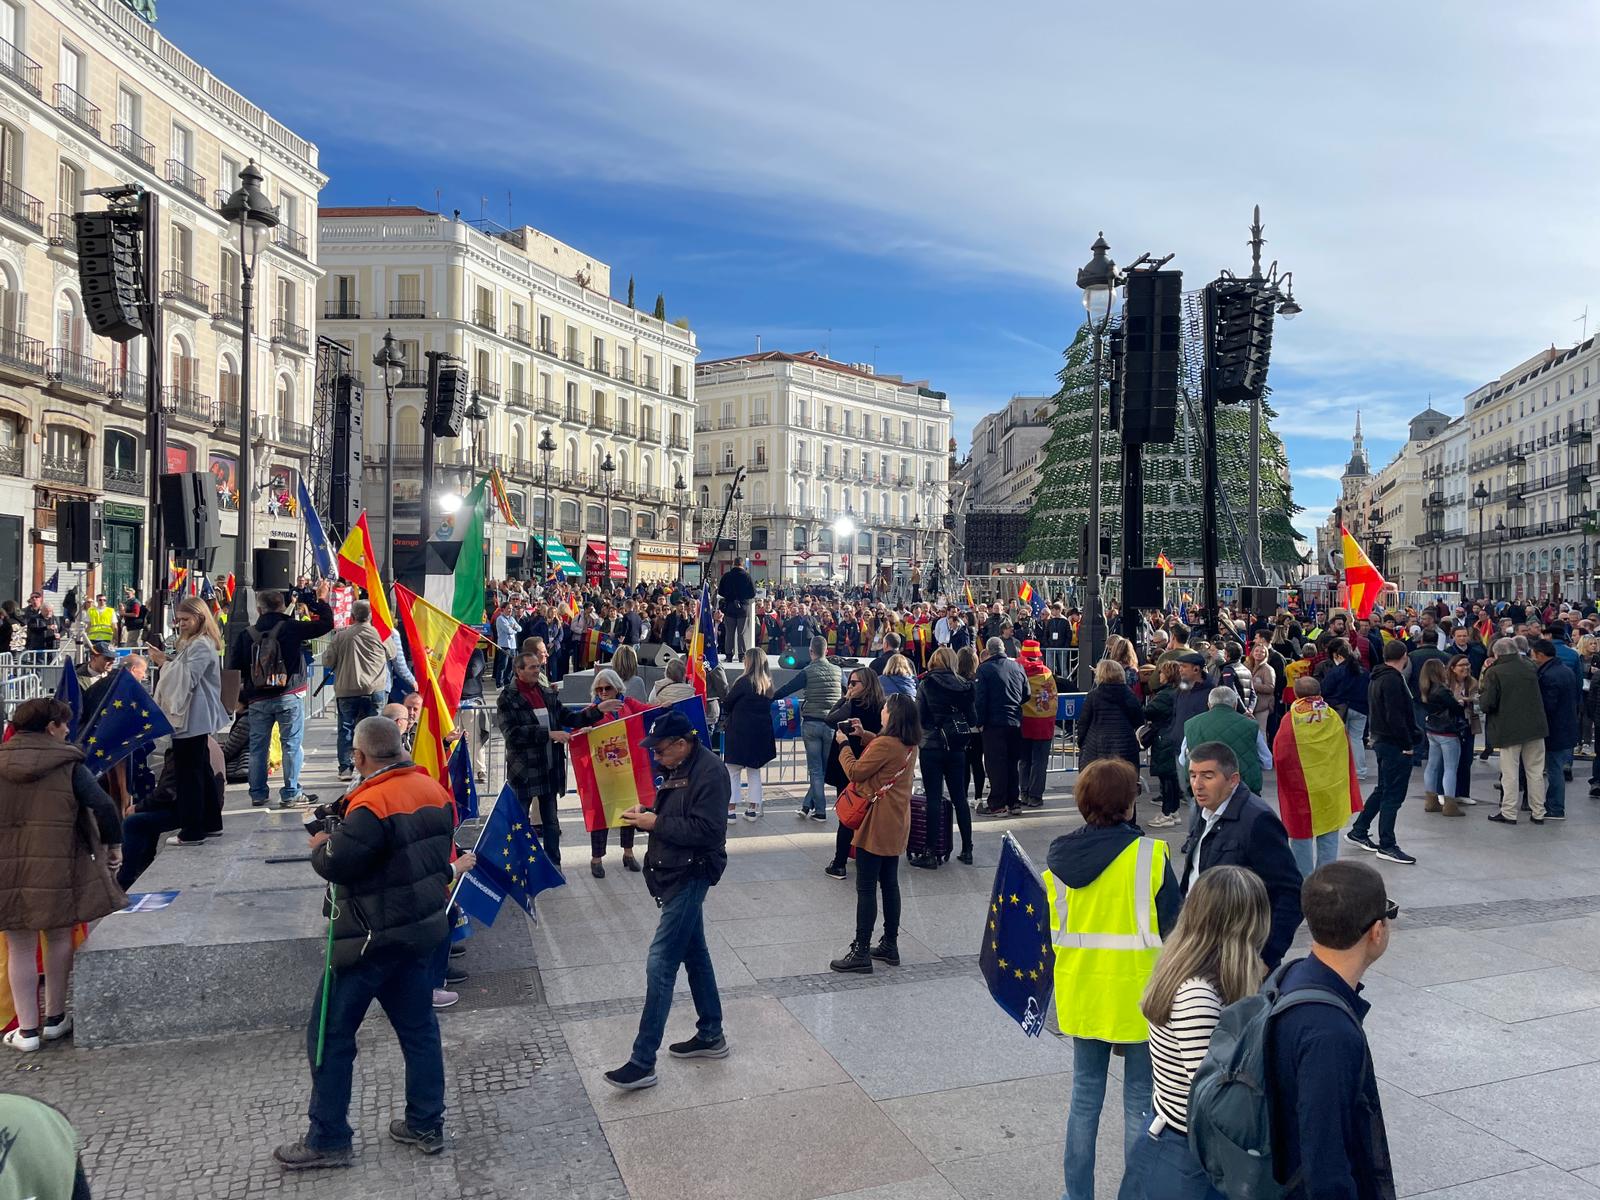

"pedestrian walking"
[1321,638,1370,782]
[915,646,978,865]
[724,647,777,821]
[603,711,731,1090]
[1480,637,1549,825]
[829,694,920,974]
[1142,661,1185,829]
[1347,639,1421,860]
[772,637,842,822]
[1044,758,1180,1200]
[496,642,569,868]
[1126,865,1269,1200]
[1179,688,1273,798]
[1418,659,1467,817]
[1271,678,1362,876]
[822,669,886,880]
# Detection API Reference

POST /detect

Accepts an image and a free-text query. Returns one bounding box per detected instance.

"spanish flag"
[564,593,580,620]
[1340,526,1386,621]
[688,580,718,698]
[1156,552,1174,575]
[965,580,975,608]
[394,585,481,781]
[569,697,712,832]
[1270,696,1363,839]
[337,512,394,640]
[1017,580,1034,609]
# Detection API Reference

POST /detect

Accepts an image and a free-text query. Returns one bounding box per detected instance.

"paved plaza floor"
[12,719,1600,1199]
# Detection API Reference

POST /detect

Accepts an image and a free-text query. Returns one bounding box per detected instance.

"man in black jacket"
[1181,741,1303,968]
[274,716,466,1171]
[1268,860,1394,1200]
[225,581,334,809]
[717,563,755,656]
[1348,639,1420,864]
[604,711,731,1090]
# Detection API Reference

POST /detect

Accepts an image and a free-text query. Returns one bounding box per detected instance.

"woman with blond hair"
[878,652,917,698]
[724,647,776,821]
[150,596,228,845]
[1126,865,1269,1198]
[610,643,649,704]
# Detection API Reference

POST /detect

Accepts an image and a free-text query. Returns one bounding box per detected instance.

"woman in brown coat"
[829,694,921,975]
[1,697,125,1051]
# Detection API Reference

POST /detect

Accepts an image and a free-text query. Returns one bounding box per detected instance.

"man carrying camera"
[274,716,472,1171]
[602,710,731,1091]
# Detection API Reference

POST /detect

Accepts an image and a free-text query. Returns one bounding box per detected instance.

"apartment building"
[958,393,1054,509]
[693,350,953,586]
[316,208,697,584]
[0,0,323,602]
[1415,414,1471,589]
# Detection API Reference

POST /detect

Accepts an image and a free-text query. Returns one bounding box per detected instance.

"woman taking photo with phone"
[822,668,885,881]
[151,596,230,846]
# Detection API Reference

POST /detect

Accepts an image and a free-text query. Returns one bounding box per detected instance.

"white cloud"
[1298,465,1352,482]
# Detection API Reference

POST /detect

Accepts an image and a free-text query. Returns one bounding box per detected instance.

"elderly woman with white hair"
[567,667,651,877]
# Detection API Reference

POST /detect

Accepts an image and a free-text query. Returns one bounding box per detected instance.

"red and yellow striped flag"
[394,585,481,781]
[337,512,394,640]
[1156,552,1174,575]
[1270,697,1363,839]
[1340,526,1386,621]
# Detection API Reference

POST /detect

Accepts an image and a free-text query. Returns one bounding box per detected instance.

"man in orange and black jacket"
[273,715,468,1172]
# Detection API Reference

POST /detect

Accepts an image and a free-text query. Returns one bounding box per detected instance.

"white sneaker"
[432,989,459,1009]
[3,1028,40,1052]
[41,1014,72,1041]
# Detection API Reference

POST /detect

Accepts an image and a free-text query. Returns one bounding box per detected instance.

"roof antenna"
[755,333,762,352]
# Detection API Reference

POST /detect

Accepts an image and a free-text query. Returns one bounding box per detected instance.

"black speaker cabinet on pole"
[158,471,217,555]
[1123,567,1166,610]
[1241,585,1280,617]
[330,372,364,542]
[253,547,294,594]
[57,500,97,564]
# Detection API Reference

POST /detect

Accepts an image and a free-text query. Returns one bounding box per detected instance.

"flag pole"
[314,882,336,1068]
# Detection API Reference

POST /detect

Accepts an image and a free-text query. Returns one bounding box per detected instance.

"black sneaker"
[1345,830,1379,852]
[449,943,467,959]
[603,1062,658,1090]
[1487,812,1517,825]
[1375,845,1417,865]
[668,1034,730,1059]
[823,864,847,881]
[388,1120,445,1155]
[273,1141,352,1171]
[1530,817,1545,825]
[444,964,468,985]
[809,810,828,823]
[1546,813,1567,821]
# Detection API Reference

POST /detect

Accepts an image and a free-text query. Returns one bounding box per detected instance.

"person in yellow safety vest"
[85,593,117,645]
[1042,758,1180,1200]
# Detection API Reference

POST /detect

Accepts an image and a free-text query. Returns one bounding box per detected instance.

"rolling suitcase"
[908,791,953,866]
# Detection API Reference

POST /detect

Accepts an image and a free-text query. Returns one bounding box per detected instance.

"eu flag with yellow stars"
[77,669,174,772]
[979,832,1055,1037]
[453,783,565,926]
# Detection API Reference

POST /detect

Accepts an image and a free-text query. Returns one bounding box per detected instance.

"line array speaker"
[1119,269,1183,445]
[331,372,364,540]
[157,471,218,555]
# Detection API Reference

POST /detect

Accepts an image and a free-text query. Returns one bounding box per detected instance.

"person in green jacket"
[1180,687,1274,796]
[1480,639,1550,824]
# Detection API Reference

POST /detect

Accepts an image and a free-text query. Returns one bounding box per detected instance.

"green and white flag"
[425,476,490,626]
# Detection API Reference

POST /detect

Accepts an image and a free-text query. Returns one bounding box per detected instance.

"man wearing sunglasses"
[1265,860,1395,1200]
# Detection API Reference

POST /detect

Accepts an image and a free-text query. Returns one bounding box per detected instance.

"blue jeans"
[1344,709,1369,781]
[335,692,385,772]
[1289,829,1342,878]
[1423,732,1462,798]
[1064,1038,1151,1200]
[305,947,444,1150]
[801,719,831,815]
[1546,747,1573,818]
[630,879,722,1071]
[1125,1115,1223,1200]
[248,693,305,804]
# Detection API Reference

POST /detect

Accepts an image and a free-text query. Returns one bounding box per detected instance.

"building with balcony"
[315,207,698,583]
[1415,414,1471,590]
[958,394,1054,510]
[693,350,953,586]
[0,0,323,603]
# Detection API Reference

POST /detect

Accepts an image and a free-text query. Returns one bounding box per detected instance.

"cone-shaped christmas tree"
[1024,306,1303,580]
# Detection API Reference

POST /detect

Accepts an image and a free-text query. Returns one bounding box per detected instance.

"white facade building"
[693,351,952,586]
[316,209,698,584]
[959,394,1054,510]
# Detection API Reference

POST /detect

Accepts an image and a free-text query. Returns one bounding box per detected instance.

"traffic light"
[74,210,146,342]
[1209,279,1275,404]
[431,365,469,437]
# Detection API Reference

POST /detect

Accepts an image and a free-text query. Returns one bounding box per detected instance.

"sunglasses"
[594,685,616,695]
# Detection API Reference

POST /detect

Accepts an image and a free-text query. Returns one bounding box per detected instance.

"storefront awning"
[585,540,628,581]
[535,534,582,578]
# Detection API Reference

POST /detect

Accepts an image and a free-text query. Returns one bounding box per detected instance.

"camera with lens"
[303,797,348,839]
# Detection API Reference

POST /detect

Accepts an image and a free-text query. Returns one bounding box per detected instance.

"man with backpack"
[226,581,334,809]
[1186,859,1394,1200]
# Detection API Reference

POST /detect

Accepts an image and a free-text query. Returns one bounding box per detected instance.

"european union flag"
[54,661,82,741]
[696,580,719,673]
[979,833,1055,1037]
[78,669,174,772]
[447,737,479,825]
[454,784,564,926]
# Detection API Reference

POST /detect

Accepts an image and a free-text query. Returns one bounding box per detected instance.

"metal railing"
[163,158,206,200]
[668,433,688,450]
[53,83,100,138]
[161,270,209,309]
[211,293,242,326]
[472,307,496,331]
[162,385,214,424]
[41,453,87,485]
[111,123,154,168]
[0,444,21,477]
[0,326,46,376]
[563,345,585,367]
[323,300,360,319]
[505,388,533,410]
[506,323,531,346]
[615,365,635,383]
[537,335,558,355]
[270,318,309,352]
[104,464,144,495]
[274,223,309,258]
[110,368,147,404]
[46,348,108,394]
[278,419,312,448]
[395,369,427,388]
[474,379,501,401]
[47,212,76,251]
[0,38,42,96]
[389,299,426,319]
[0,180,43,231]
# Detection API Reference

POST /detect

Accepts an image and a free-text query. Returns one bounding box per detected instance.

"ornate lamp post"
[538,427,556,580]
[218,160,278,620]
[1076,233,1118,691]
[371,330,406,584]
[600,451,616,589]
[673,473,687,583]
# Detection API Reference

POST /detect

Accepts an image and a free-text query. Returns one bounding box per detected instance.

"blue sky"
[158,0,1600,547]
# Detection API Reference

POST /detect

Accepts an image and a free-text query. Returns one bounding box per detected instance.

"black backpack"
[249,622,291,690]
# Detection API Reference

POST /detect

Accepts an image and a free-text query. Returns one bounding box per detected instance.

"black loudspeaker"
[1077,525,1113,576]
[253,547,294,593]
[158,471,218,554]
[1241,585,1280,616]
[331,373,364,538]
[1123,567,1166,609]
[1120,269,1183,444]
[431,366,469,438]
[74,210,147,342]
[57,501,97,564]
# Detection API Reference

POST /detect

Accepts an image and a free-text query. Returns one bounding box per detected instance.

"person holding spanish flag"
[567,668,649,878]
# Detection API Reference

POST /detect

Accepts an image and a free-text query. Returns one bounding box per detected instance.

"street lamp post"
[218,160,279,621]
[372,330,406,584]
[673,473,687,584]
[538,427,556,582]
[600,452,616,590]
[1076,234,1118,691]
[1473,482,1489,594]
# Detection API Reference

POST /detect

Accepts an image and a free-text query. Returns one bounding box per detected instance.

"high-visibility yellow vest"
[1043,837,1167,1043]
[86,604,116,642]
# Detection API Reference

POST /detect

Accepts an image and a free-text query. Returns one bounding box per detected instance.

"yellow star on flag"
[991,940,998,951]
[1029,969,1040,981]
[988,919,996,932]
[112,699,124,708]
[1025,903,1035,915]
[997,957,1008,970]
[1009,893,1020,905]
[1013,969,1024,980]
[86,736,96,744]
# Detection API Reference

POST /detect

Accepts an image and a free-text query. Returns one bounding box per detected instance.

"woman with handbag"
[823,669,885,881]
[914,646,977,867]
[829,694,921,974]
[1420,658,1466,817]
[150,596,229,846]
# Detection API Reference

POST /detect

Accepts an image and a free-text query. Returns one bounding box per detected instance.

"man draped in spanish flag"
[1271,680,1363,875]
[1341,526,1386,621]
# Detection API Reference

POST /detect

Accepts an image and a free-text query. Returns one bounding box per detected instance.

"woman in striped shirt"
[1126,865,1270,1199]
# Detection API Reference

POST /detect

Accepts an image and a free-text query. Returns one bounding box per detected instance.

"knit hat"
[1018,639,1044,663]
